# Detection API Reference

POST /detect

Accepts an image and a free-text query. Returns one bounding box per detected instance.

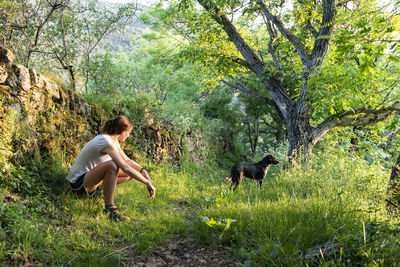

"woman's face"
[118,128,132,142]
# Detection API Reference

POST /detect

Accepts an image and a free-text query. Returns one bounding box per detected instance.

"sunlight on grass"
[3,151,400,266]
[190,151,398,265]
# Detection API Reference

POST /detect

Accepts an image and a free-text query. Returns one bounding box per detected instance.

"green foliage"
[313,114,400,167]
[84,31,249,163]
[148,1,250,88]
[0,108,17,182]
[0,0,27,47]
[193,149,399,265]
[304,0,400,124]
[2,131,400,266]
[100,254,121,267]
[3,1,400,265]
[149,0,400,159]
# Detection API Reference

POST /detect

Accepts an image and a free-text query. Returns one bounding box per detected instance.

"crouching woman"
[66,116,155,221]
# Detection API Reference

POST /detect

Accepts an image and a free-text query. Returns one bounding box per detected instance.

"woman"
[66,116,156,221]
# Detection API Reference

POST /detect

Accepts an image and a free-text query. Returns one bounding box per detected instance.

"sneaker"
[88,186,103,198]
[103,206,130,222]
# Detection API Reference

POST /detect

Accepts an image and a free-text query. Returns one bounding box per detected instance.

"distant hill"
[97,1,151,53]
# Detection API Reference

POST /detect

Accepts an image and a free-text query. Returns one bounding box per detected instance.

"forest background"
[1,0,400,266]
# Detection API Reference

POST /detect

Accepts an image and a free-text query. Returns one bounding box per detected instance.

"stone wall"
[0,47,104,166]
[0,47,206,167]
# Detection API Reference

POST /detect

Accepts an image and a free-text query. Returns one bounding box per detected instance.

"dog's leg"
[258,179,263,188]
[233,172,243,191]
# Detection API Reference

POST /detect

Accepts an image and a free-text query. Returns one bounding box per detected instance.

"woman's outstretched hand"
[142,169,151,182]
[147,183,156,199]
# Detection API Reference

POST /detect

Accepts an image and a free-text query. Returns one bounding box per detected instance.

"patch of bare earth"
[124,199,239,266]
[124,237,238,267]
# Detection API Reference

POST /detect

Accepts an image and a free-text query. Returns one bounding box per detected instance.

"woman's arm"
[117,146,151,181]
[103,144,155,199]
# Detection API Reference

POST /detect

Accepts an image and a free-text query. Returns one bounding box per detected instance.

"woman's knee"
[107,160,119,174]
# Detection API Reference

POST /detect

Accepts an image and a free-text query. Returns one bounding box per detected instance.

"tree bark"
[197,0,399,161]
[246,116,259,155]
[387,154,400,210]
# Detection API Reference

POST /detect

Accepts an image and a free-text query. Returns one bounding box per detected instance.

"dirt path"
[123,198,241,266]
[124,237,238,266]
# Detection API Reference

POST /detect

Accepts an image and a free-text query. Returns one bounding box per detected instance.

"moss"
[1,73,107,191]
[0,84,11,96]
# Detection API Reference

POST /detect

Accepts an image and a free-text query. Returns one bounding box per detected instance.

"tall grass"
[1,150,400,266]
[193,150,399,265]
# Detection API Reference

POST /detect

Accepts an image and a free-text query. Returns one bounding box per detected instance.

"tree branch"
[221,79,270,103]
[264,16,282,70]
[310,0,337,67]
[257,0,311,66]
[337,103,400,118]
[27,0,64,67]
[197,0,265,75]
[337,0,353,7]
[306,19,319,38]
[221,77,284,120]
[313,102,400,144]
[335,111,397,127]
[197,0,293,118]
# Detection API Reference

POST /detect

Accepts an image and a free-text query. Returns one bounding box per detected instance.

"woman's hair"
[101,116,133,135]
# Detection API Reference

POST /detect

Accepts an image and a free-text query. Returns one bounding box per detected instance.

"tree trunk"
[246,116,254,155]
[386,154,400,211]
[67,65,76,91]
[286,102,315,161]
[246,116,259,155]
[198,0,400,162]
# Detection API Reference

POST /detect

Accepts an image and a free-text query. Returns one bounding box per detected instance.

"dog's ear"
[267,154,279,164]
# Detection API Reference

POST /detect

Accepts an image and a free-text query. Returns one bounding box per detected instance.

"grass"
[1,150,400,266]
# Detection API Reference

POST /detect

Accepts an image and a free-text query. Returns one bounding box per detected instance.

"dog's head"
[261,154,279,165]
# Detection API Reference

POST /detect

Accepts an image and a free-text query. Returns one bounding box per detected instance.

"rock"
[35,73,47,89]
[165,254,177,261]
[78,101,91,116]
[29,86,46,111]
[29,69,39,86]
[144,259,165,267]
[12,64,31,91]
[9,103,23,118]
[5,64,19,89]
[41,74,60,99]
[0,47,15,63]
[0,62,7,83]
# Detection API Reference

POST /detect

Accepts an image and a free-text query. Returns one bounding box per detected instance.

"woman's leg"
[93,162,132,190]
[83,160,119,206]
[116,170,130,184]
[115,160,142,185]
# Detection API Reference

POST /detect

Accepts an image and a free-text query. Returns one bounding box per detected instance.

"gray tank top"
[66,134,119,183]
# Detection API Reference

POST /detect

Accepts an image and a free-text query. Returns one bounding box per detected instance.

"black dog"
[226,154,279,191]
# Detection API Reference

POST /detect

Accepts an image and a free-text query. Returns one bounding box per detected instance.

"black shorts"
[68,172,98,197]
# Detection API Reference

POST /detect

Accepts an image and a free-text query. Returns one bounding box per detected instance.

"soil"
[124,237,239,267]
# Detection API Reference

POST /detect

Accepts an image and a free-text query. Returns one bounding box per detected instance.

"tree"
[152,0,400,159]
[0,0,26,47]
[1,0,139,91]
[388,153,400,211]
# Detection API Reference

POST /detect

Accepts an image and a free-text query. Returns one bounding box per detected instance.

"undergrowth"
[1,150,400,266]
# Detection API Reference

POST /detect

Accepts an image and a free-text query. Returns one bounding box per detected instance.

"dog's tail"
[225,176,232,182]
